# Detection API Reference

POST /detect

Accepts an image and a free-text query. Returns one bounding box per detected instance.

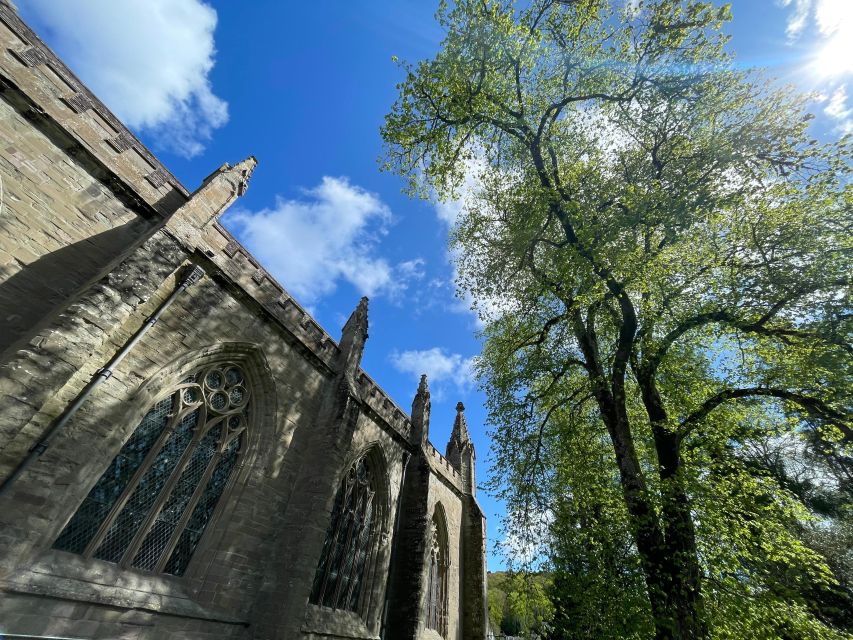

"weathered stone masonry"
[0,3,487,639]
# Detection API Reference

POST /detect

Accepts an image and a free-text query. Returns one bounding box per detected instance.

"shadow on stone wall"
[0,218,159,359]
[1,239,397,639]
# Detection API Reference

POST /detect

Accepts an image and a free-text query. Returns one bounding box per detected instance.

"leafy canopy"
[383,0,851,637]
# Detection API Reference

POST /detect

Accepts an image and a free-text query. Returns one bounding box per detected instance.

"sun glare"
[809,2,853,78]
[813,37,853,78]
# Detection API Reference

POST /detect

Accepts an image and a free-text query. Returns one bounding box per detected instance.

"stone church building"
[0,3,487,638]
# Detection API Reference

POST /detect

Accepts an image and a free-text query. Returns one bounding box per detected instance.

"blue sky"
[16,0,852,570]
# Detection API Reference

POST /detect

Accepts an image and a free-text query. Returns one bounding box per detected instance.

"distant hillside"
[487,571,553,637]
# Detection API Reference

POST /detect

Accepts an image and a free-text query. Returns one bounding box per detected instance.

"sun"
[812,34,853,78]
[809,2,853,78]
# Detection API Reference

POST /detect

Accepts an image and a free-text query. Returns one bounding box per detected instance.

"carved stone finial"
[342,296,369,340]
[446,399,475,494]
[234,155,258,196]
[195,155,257,200]
[411,374,431,445]
[338,297,369,379]
[168,155,259,246]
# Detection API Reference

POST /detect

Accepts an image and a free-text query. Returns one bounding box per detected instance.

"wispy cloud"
[397,258,427,281]
[779,0,814,40]
[225,176,424,306]
[18,0,228,157]
[823,85,853,134]
[390,347,475,398]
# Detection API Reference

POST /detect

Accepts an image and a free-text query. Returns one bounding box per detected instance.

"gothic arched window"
[426,507,449,637]
[310,453,381,615]
[53,362,250,576]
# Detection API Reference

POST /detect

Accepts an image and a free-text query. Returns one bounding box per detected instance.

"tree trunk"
[585,374,707,639]
[638,369,708,639]
[572,300,706,638]
[593,391,672,638]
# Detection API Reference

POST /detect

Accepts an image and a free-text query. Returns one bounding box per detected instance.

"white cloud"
[814,0,851,37]
[435,196,466,228]
[390,347,475,392]
[397,258,427,281]
[19,0,228,157]
[811,1,853,78]
[824,86,853,134]
[226,176,424,306]
[779,0,813,39]
[779,0,853,70]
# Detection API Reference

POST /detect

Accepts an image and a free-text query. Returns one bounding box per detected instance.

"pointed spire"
[338,296,369,379]
[446,401,476,495]
[410,374,431,445]
[196,156,257,195]
[451,401,471,444]
[341,296,368,346]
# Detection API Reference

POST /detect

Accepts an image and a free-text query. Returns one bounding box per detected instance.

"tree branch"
[643,278,852,376]
[679,387,851,437]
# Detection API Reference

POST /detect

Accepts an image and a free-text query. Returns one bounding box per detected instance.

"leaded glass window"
[310,454,380,614]
[54,363,249,576]
[425,510,448,637]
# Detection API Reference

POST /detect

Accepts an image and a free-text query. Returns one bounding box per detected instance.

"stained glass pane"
[55,362,249,577]
[346,499,374,611]
[163,436,240,576]
[224,367,242,385]
[205,371,223,389]
[309,478,346,599]
[54,396,174,554]
[183,387,201,404]
[425,513,449,637]
[310,456,378,614]
[93,409,198,563]
[131,425,220,570]
[209,391,228,412]
[229,386,246,406]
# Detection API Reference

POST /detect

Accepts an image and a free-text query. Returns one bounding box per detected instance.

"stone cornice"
[0,1,189,216]
[425,443,465,495]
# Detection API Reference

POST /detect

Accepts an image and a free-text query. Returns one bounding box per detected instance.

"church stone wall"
[0,0,190,360]
[424,472,464,640]
[0,83,156,357]
[0,3,487,639]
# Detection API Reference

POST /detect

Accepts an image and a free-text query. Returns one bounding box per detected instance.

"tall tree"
[382,1,852,638]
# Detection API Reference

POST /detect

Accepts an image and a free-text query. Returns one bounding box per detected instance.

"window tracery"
[426,509,448,637]
[54,363,249,576]
[310,454,380,615]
